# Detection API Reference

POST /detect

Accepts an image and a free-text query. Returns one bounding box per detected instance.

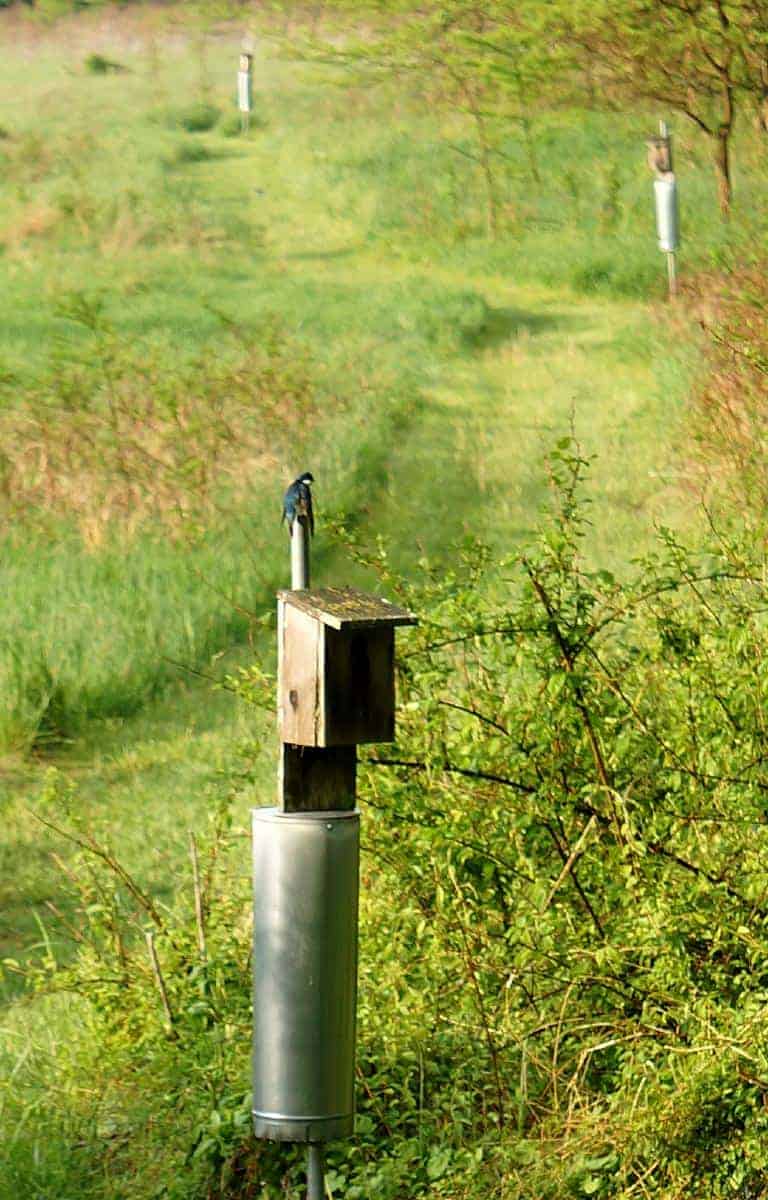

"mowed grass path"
[0,8,693,959]
[0,13,699,1169]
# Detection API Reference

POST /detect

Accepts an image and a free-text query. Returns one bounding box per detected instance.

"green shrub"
[162,102,221,133]
[219,112,244,138]
[83,52,126,75]
[11,444,768,1197]
[163,138,213,166]
[219,110,267,137]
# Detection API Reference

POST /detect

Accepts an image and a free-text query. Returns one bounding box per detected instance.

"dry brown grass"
[1,201,62,245]
[0,313,322,546]
[686,267,768,520]
[98,206,156,256]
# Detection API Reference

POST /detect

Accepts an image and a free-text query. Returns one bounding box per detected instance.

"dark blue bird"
[282,471,315,536]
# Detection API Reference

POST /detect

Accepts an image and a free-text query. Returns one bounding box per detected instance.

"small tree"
[287,0,554,237]
[559,0,745,217]
[735,0,768,132]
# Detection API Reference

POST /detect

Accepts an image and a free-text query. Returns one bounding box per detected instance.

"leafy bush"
[163,138,214,165]
[349,441,768,1196]
[162,102,221,134]
[9,443,768,1197]
[219,111,267,137]
[83,53,126,75]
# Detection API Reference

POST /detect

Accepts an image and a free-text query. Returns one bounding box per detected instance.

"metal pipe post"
[307,1144,324,1200]
[291,516,310,590]
[667,250,678,299]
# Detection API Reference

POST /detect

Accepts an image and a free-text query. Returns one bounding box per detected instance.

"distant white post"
[646,119,680,300]
[238,52,253,133]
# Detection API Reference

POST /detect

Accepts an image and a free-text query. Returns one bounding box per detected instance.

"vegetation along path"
[0,8,720,1199]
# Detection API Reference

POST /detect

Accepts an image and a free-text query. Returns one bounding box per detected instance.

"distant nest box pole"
[238,51,253,133]
[252,560,416,1198]
[646,119,679,299]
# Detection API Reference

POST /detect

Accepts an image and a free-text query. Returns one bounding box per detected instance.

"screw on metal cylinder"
[307,1143,324,1200]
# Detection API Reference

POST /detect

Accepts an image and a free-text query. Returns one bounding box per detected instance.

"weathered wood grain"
[278,600,322,745]
[277,586,416,631]
[322,625,395,745]
[279,744,357,812]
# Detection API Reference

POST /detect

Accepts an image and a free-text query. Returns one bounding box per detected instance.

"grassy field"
[0,4,762,1196]
[0,8,717,755]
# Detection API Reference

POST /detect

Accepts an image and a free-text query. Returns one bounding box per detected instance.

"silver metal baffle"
[252,807,360,1143]
[654,176,679,254]
[647,119,680,298]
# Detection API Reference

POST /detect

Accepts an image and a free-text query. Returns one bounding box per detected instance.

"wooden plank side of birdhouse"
[321,625,395,745]
[280,744,357,812]
[278,600,322,746]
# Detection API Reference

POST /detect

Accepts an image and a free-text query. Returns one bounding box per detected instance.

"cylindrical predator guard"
[252,807,359,1142]
[654,176,679,252]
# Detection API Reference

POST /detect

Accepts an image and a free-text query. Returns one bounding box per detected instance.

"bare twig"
[447,866,506,1132]
[541,815,598,914]
[31,810,165,929]
[189,832,206,959]
[146,931,176,1036]
[369,756,533,793]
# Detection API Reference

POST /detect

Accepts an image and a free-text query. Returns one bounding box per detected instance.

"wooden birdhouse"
[646,134,673,177]
[277,586,417,748]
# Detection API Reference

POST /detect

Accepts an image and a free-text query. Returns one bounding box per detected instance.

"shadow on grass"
[281,245,365,263]
[162,142,242,169]
[464,305,590,351]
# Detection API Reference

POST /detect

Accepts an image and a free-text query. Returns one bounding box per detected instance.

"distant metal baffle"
[252,808,359,1142]
[238,53,253,113]
[654,177,679,252]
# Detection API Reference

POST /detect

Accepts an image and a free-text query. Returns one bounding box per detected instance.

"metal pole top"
[291,517,311,590]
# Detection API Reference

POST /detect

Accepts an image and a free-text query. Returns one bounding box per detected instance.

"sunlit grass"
[0,0,711,966]
[0,7,748,1195]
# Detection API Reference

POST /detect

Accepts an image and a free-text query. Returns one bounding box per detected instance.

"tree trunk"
[714,77,734,219]
[514,70,540,185]
[477,122,499,238]
[759,59,768,133]
[714,126,732,218]
[462,81,499,238]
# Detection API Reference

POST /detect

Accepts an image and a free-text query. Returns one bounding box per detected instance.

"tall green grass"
[0,8,757,1200]
[0,341,422,752]
[0,10,729,751]
[0,525,264,750]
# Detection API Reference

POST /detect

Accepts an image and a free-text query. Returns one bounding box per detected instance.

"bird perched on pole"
[282,471,315,536]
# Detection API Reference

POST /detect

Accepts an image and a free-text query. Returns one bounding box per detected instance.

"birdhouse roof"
[278,586,417,630]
